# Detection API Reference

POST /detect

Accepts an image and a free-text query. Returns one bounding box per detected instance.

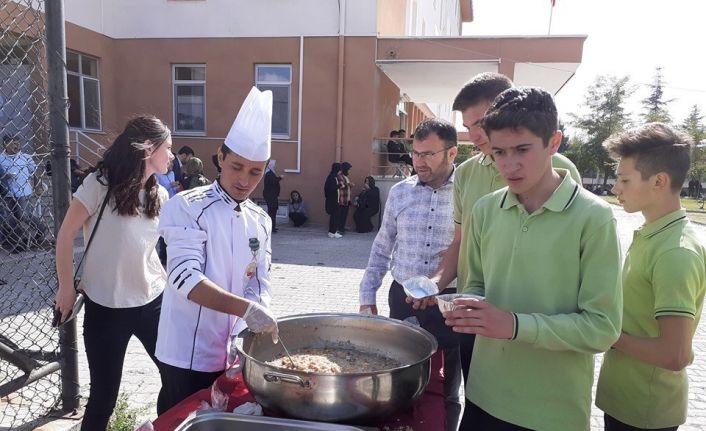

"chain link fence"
[0,1,66,429]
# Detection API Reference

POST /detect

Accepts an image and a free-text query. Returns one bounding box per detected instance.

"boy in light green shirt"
[444,87,622,431]
[418,73,582,393]
[596,123,706,430]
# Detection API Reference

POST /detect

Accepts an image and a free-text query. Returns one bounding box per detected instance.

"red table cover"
[152,352,446,431]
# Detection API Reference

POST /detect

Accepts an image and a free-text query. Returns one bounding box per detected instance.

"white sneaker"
[328,232,335,238]
[333,232,343,238]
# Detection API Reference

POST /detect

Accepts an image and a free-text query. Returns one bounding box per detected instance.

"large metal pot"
[235,313,437,423]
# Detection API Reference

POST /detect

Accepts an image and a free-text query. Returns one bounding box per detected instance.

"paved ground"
[43,206,706,429]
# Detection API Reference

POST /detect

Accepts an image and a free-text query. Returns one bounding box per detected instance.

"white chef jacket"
[156,180,273,372]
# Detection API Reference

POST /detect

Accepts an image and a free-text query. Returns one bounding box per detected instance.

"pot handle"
[263,372,311,388]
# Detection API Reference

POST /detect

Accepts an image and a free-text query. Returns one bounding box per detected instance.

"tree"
[641,67,673,124]
[558,120,570,153]
[563,135,598,180]
[680,104,706,182]
[681,104,706,146]
[454,143,476,165]
[569,75,635,185]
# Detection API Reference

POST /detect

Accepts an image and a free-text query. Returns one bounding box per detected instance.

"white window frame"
[255,64,292,139]
[172,64,207,136]
[67,51,102,131]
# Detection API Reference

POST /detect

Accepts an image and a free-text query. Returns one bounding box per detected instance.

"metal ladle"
[275,331,296,367]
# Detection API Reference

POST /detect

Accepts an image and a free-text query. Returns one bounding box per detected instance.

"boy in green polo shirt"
[596,123,706,431]
[444,87,622,431]
[417,74,583,394]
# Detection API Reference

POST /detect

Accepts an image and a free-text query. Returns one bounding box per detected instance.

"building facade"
[6,0,586,224]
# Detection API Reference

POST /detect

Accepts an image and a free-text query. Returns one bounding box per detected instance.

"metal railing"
[70,129,106,169]
[370,137,413,178]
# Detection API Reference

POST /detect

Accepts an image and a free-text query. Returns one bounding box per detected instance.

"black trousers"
[388,281,463,431]
[265,198,278,231]
[81,293,163,431]
[289,212,307,227]
[157,362,223,415]
[460,400,534,431]
[604,414,678,431]
[353,209,374,233]
[337,204,350,233]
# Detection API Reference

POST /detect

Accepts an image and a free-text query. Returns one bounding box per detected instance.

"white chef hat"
[224,87,272,161]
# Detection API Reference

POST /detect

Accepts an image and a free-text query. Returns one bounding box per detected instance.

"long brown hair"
[96,115,170,218]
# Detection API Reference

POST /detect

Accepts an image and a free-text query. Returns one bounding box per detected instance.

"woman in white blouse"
[54,115,173,431]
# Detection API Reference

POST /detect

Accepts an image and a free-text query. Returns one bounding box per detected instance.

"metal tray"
[174,411,369,431]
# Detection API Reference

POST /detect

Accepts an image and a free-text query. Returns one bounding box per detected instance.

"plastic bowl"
[436,293,485,313]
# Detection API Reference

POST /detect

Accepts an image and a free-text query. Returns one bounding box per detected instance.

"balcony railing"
[371,137,413,178]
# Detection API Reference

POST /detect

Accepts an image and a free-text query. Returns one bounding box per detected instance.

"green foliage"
[107,393,143,431]
[558,120,570,153]
[681,104,706,145]
[680,105,706,181]
[455,143,477,165]
[641,67,673,124]
[563,136,598,178]
[569,75,635,184]
[567,67,705,185]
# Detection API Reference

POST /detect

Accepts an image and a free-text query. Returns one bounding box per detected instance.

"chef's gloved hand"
[243,301,279,343]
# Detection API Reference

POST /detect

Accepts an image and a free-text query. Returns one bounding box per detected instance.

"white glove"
[243,301,279,343]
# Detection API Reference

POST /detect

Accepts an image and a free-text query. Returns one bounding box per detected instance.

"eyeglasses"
[409,148,447,160]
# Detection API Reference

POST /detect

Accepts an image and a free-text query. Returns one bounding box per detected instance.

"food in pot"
[267,347,401,374]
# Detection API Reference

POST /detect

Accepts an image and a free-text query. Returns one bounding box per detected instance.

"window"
[255,65,291,138]
[66,51,101,130]
[172,65,206,134]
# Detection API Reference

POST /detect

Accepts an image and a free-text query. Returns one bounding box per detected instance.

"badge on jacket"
[244,237,260,280]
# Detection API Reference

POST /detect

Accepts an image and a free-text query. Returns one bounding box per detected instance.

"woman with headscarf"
[336,162,354,235]
[263,159,282,233]
[324,162,341,238]
[353,176,380,233]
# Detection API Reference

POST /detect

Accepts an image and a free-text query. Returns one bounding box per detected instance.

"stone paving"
[65,206,706,429]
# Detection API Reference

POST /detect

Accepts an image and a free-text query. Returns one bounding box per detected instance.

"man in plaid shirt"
[359,118,462,431]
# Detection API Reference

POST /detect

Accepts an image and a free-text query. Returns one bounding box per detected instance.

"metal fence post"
[45,0,79,412]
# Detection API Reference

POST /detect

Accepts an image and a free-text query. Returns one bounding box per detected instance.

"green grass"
[600,196,706,224]
[107,393,147,431]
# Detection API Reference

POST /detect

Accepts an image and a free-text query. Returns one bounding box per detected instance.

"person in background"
[54,115,173,431]
[0,135,49,250]
[263,159,283,233]
[0,162,16,252]
[174,145,194,189]
[336,162,354,235]
[385,130,413,173]
[288,190,308,227]
[386,129,401,164]
[324,162,341,238]
[156,159,180,198]
[596,123,706,431]
[353,175,380,233]
[182,157,211,190]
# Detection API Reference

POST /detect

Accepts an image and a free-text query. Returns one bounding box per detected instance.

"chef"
[155,87,278,414]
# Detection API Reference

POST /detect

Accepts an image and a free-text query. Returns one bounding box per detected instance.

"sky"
[462,0,706,129]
